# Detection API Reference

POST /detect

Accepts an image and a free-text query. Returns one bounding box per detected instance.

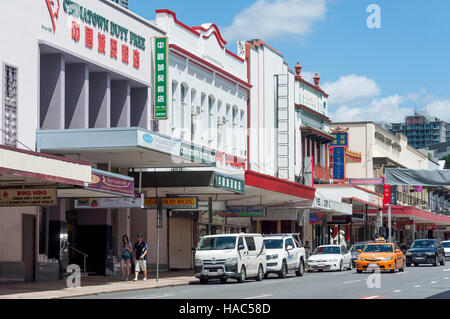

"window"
[3,64,18,147]
[208,96,214,142]
[285,238,295,249]
[245,237,256,251]
[180,84,187,133]
[171,81,178,130]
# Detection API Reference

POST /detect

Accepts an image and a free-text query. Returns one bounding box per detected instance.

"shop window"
[3,64,18,147]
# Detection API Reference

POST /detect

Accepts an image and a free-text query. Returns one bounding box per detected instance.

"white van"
[194,233,267,284]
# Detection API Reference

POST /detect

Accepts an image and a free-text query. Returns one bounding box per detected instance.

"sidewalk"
[0,271,197,299]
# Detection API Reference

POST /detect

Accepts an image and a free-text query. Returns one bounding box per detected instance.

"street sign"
[332,147,346,180]
[157,198,163,229]
[220,206,267,217]
[0,188,57,207]
[154,37,168,119]
[144,197,198,209]
[349,178,383,185]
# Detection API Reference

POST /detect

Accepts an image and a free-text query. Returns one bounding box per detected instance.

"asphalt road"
[75,263,450,299]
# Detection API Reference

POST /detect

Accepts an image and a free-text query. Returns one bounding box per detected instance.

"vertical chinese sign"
[154,37,168,119]
[330,129,349,180]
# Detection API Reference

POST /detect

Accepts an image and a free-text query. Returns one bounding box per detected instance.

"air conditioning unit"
[191,105,201,116]
[217,116,226,126]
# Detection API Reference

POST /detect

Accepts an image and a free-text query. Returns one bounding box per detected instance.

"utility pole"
[388,204,392,243]
[208,197,213,235]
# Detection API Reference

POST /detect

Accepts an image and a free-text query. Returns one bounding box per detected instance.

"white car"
[442,241,450,260]
[194,234,267,284]
[306,245,352,272]
[263,234,306,278]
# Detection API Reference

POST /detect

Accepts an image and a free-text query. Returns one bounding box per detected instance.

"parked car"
[193,234,266,284]
[306,245,352,272]
[263,234,306,278]
[356,240,405,273]
[442,241,450,260]
[350,242,369,267]
[405,239,446,267]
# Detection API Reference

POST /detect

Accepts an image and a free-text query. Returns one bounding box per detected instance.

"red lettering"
[98,33,106,54]
[71,21,80,42]
[85,26,94,48]
[133,50,140,69]
[122,44,129,64]
[110,38,118,59]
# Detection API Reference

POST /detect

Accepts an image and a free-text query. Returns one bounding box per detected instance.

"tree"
[440,154,450,169]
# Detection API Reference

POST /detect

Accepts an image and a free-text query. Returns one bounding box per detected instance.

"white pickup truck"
[263,234,306,278]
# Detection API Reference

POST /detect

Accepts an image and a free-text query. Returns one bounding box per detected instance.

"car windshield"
[264,239,283,249]
[411,240,436,249]
[314,246,341,255]
[351,244,366,252]
[363,244,394,253]
[197,236,237,251]
[442,242,450,248]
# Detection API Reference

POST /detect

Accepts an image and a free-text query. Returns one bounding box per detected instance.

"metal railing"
[69,246,88,276]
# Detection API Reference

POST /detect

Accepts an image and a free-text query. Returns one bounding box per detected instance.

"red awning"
[356,206,450,225]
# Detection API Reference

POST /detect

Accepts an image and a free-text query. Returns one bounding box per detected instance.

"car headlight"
[384,257,393,261]
[427,252,436,256]
[357,257,364,261]
[195,259,203,266]
[406,252,411,256]
[266,254,279,260]
[225,257,238,266]
[307,259,315,264]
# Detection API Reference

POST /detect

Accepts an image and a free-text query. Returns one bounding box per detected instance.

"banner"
[332,147,345,180]
[154,37,168,119]
[0,188,57,207]
[75,194,144,209]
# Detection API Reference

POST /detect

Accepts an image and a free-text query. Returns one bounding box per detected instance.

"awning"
[225,170,315,207]
[0,145,91,187]
[357,206,450,226]
[36,128,218,169]
[385,168,450,186]
[300,124,335,143]
[315,184,383,210]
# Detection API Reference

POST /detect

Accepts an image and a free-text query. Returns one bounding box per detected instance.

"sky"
[130,0,450,123]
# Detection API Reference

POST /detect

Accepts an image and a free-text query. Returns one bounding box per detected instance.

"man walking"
[133,234,148,282]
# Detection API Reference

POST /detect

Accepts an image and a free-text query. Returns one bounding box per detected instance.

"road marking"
[430,281,437,284]
[140,293,176,299]
[393,290,402,293]
[445,277,449,280]
[344,280,361,284]
[359,296,385,299]
[244,294,273,299]
[443,268,450,272]
[414,285,421,288]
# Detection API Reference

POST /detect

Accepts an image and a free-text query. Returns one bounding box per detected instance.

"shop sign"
[416,223,436,231]
[352,213,364,220]
[61,0,145,70]
[0,188,57,207]
[174,201,227,212]
[221,206,266,218]
[332,147,345,180]
[349,178,383,185]
[180,143,216,166]
[88,170,134,196]
[331,132,348,147]
[214,173,245,194]
[383,184,391,205]
[144,197,198,210]
[330,215,352,225]
[74,193,143,209]
[309,213,327,224]
[199,211,225,224]
[154,37,168,119]
[138,131,180,156]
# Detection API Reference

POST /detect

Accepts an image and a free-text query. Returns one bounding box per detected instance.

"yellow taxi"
[356,238,405,273]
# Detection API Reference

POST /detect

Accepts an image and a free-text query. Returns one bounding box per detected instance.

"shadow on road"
[426,290,450,299]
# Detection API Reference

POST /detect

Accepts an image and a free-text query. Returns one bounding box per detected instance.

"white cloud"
[330,95,414,123]
[424,99,450,122]
[301,71,315,83]
[222,0,327,41]
[322,74,381,105]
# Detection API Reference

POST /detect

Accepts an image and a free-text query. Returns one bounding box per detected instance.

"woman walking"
[120,235,132,281]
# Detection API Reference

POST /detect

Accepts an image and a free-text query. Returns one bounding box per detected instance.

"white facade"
[154,10,249,162]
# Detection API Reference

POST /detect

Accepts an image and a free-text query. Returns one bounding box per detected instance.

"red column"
[307,137,310,157]
[346,224,351,241]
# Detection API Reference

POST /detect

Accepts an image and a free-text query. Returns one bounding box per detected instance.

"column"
[89,72,111,128]
[65,63,89,129]
[40,54,65,129]
[111,80,131,127]
[131,87,150,129]
[276,220,282,234]
[48,199,67,279]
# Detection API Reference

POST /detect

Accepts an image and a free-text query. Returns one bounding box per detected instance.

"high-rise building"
[111,0,128,9]
[390,111,450,149]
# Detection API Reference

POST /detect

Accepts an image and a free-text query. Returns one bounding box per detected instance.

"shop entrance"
[169,217,193,270]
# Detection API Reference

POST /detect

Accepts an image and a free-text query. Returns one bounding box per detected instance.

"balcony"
[314,165,330,181]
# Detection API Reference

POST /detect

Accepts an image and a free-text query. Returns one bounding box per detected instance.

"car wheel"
[406,263,411,267]
[357,269,362,274]
[278,261,288,279]
[220,278,227,284]
[390,261,397,273]
[237,266,246,283]
[256,265,264,282]
[348,260,352,271]
[414,263,419,267]
[264,273,269,279]
[339,260,343,272]
[296,260,304,277]
[399,259,405,272]
[200,277,208,285]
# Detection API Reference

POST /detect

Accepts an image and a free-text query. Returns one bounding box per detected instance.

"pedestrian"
[304,240,312,258]
[120,235,132,281]
[133,234,148,282]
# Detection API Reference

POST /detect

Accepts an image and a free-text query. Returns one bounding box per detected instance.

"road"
[75,264,450,299]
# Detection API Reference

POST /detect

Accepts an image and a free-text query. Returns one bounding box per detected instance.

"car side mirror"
[238,244,245,250]
[286,245,294,250]
[357,249,362,253]
[396,249,401,253]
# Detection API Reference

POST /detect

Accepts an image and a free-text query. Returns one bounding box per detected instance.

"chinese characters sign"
[154,37,168,119]
[214,173,245,194]
[332,147,345,180]
[331,133,348,147]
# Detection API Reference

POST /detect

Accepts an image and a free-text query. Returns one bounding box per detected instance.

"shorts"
[121,255,131,262]
[135,259,147,272]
